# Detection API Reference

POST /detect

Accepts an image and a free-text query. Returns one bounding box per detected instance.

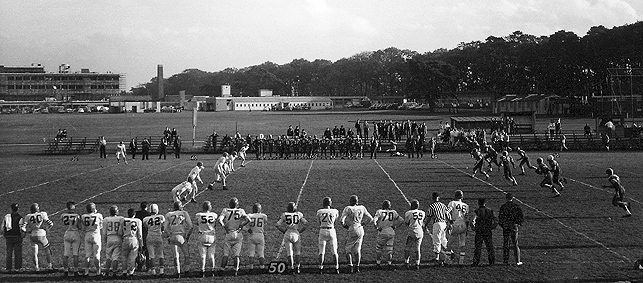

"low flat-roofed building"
[206,96,333,112]
[108,95,155,113]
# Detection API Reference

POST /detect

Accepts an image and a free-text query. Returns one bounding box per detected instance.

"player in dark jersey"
[536,158,560,197]
[471,149,490,180]
[484,145,501,172]
[515,147,537,175]
[500,151,518,186]
[603,168,632,217]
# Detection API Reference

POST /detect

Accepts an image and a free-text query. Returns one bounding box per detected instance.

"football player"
[238,143,250,167]
[446,191,469,265]
[547,155,565,191]
[187,162,206,200]
[340,195,374,273]
[194,201,218,277]
[24,203,54,272]
[81,203,103,276]
[515,147,537,175]
[536,158,560,197]
[164,201,193,278]
[143,204,165,276]
[471,148,490,180]
[102,205,124,277]
[374,200,402,269]
[218,198,249,276]
[403,199,425,269]
[120,209,142,277]
[316,197,340,274]
[604,168,632,217]
[61,201,81,276]
[116,141,128,165]
[276,202,309,274]
[246,203,268,272]
[501,151,518,186]
[209,152,229,190]
[172,177,195,206]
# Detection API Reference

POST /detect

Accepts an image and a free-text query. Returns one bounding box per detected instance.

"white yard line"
[51,161,190,216]
[567,177,643,206]
[0,164,117,197]
[437,158,632,262]
[275,159,314,260]
[373,159,411,206]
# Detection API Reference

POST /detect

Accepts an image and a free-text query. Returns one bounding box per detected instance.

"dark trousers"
[99,145,106,158]
[473,232,495,265]
[5,236,23,270]
[142,149,149,160]
[159,148,166,159]
[503,229,520,263]
[131,149,137,159]
[174,147,180,158]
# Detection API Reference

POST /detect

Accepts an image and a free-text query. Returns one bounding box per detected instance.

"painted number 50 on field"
[268,261,287,274]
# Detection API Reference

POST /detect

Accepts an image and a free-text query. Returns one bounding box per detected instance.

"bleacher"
[44,137,99,155]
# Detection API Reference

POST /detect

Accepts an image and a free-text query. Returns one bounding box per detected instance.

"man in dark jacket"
[2,203,25,273]
[129,138,138,160]
[499,193,523,265]
[472,198,496,266]
[158,137,168,160]
[173,135,182,159]
[141,138,151,160]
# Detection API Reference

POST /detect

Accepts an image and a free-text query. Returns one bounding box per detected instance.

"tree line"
[131,22,643,106]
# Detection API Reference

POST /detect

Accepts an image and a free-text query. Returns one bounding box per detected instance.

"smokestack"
[157,64,164,101]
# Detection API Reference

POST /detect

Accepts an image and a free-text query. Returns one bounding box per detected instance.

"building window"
[8,85,15,89]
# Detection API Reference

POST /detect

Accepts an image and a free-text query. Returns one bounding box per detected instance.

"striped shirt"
[426,201,451,224]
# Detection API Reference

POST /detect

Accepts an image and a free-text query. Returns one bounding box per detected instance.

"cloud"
[303,0,378,36]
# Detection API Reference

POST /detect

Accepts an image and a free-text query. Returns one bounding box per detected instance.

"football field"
[1,151,643,282]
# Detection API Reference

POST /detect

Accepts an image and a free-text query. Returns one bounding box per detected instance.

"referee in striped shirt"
[425,192,451,266]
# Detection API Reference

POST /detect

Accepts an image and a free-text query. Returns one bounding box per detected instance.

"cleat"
[355,266,360,273]
[207,183,214,190]
[190,198,196,203]
[516,262,523,266]
[623,213,633,218]
[319,269,323,275]
[335,268,340,274]
[553,193,561,198]
[222,186,228,190]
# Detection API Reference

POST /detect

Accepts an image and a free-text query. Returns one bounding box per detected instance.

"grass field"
[1,150,643,283]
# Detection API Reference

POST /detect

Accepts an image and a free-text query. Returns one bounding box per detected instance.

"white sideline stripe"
[194,160,253,198]
[0,164,116,197]
[275,159,315,260]
[567,178,643,206]
[374,159,411,206]
[437,159,632,262]
[51,161,190,216]
[1,160,75,176]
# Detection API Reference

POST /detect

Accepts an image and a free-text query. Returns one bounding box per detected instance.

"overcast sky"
[1,0,641,90]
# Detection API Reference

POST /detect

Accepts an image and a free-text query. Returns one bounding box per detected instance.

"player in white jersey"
[61,201,81,276]
[404,199,425,269]
[194,201,219,277]
[277,202,309,274]
[120,209,142,277]
[102,205,124,277]
[172,177,195,207]
[164,201,193,278]
[246,203,268,272]
[340,195,373,273]
[143,204,165,276]
[374,200,403,268]
[81,203,103,276]
[187,162,206,201]
[209,152,229,190]
[238,144,250,167]
[116,141,128,164]
[218,197,249,276]
[24,203,54,271]
[225,151,238,175]
[316,197,340,274]
[446,190,470,265]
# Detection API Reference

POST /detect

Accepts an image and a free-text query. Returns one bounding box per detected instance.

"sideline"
[373,159,411,206]
[51,161,190,216]
[436,158,632,262]
[0,164,116,197]
[275,159,314,260]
